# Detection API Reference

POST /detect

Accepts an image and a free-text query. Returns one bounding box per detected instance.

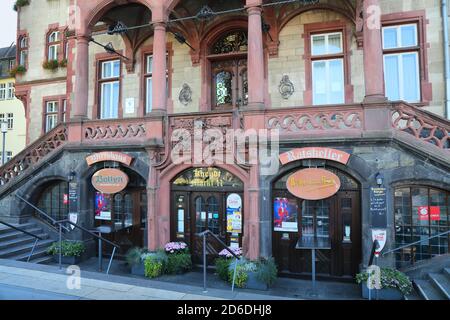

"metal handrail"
[0,220,43,262]
[196,230,241,293]
[56,219,120,275]
[368,239,380,266]
[382,230,450,256]
[15,194,70,232]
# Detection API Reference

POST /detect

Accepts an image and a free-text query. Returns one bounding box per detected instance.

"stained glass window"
[212,31,248,54]
[215,71,232,105]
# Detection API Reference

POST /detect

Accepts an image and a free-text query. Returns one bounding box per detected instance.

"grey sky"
[0,0,17,49]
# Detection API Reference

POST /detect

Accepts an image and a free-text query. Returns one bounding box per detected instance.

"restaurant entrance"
[171,167,244,262]
[272,167,361,278]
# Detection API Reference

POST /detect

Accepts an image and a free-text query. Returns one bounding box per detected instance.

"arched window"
[18,35,28,67]
[37,180,68,222]
[210,30,248,109]
[47,31,61,61]
[394,186,449,268]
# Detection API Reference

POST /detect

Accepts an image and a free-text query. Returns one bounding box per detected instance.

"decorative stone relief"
[179,83,193,106]
[278,75,295,99]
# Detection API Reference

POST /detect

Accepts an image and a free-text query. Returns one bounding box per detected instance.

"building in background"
[0,0,448,291]
[0,45,25,164]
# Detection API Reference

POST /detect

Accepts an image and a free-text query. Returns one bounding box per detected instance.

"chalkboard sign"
[370,187,387,228]
[68,182,78,214]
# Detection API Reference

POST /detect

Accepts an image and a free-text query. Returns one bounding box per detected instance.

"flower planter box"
[361,284,404,300]
[52,255,83,265]
[131,262,145,276]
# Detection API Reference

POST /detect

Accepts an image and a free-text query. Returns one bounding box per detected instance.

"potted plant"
[215,247,242,281]
[144,250,168,279]
[164,242,192,274]
[356,267,413,300]
[126,247,150,276]
[227,257,278,291]
[47,240,86,264]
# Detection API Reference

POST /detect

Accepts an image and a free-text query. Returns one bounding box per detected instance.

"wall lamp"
[170,30,195,51]
[89,38,130,60]
[375,172,384,186]
[68,171,76,182]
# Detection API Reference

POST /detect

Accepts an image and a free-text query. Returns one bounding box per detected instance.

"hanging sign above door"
[279,147,351,166]
[92,168,129,194]
[86,152,133,167]
[286,168,341,200]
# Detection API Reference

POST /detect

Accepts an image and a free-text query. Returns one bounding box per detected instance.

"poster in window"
[226,194,242,234]
[95,192,112,221]
[273,197,298,232]
[418,206,441,221]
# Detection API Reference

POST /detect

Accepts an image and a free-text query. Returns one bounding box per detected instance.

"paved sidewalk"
[0,259,295,300]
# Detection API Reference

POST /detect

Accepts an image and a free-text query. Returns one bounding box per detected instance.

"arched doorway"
[170,167,244,262]
[35,180,68,223]
[90,165,147,255]
[272,167,361,279]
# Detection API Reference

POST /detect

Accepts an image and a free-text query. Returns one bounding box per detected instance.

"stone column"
[151,22,167,114]
[72,35,90,119]
[246,1,265,109]
[363,0,386,102]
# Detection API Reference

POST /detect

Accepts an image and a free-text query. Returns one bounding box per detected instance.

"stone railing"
[82,118,148,143]
[265,105,364,137]
[392,102,450,150]
[0,124,68,188]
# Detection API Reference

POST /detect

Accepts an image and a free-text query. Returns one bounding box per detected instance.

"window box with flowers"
[356,267,413,300]
[164,242,192,274]
[9,65,26,77]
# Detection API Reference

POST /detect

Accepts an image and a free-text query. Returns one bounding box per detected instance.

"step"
[0,227,44,242]
[10,247,52,263]
[404,288,423,300]
[0,223,39,236]
[429,273,450,300]
[0,239,54,258]
[29,255,54,265]
[0,233,49,251]
[444,268,450,277]
[414,279,448,300]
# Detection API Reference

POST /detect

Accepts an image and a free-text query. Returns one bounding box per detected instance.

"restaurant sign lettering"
[279,147,351,166]
[286,168,341,200]
[86,152,133,167]
[92,168,129,194]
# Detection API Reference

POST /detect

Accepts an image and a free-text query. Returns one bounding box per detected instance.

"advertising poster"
[418,206,441,221]
[226,194,242,234]
[95,192,112,221]
[371,229,387,256]
[273,197,298,232]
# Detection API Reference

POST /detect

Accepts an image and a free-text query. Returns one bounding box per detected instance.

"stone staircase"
[0,222,54,264]
[405,268,450,300]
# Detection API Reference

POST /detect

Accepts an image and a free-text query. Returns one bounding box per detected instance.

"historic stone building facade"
[0,0,449,279]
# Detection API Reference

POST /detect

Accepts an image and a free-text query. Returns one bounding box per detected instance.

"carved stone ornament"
[179,83,193,106]
[279,75,295,99]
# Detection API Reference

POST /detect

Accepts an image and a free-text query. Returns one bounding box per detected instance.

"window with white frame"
[48,31,60,61]
[99,60,120,119]
[311,32,345,105]
[19,36,28,66]
[0,151,13,163]
[0,84,6,100]
[382,24,420,103]
[6,113,13,130]
[62,99,67,122]
[144,54,169,114]
[45,101,59,132]
[9,59,15,71]
[7,83,14,99]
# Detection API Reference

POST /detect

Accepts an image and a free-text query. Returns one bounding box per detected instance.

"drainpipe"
[442,0,450,119]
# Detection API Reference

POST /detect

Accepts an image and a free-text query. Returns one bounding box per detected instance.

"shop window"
[311,32,345,105]
[210,30,248,109]
[382,24,420,103]
[18,36,28,67]
[99,60,120,119]
[37,181,69,222]
[394,186,449,268]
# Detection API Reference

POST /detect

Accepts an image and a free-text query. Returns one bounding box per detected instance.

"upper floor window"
[45,101,59,133]
[0,84,6,100]
[99,60,120,119]
[144,54,169,114]
[311,32,345,105]
[210,30,248,109]
[47,31,60,61]
[382,24,420,103]
[7,83,14,100]
[8,59,15,71]
[18,36,28,66]
[0,113,13,130]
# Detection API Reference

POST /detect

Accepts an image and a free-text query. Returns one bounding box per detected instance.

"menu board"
[370,187,387,228]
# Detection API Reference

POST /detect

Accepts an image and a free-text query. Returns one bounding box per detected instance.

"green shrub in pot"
[356,267,413,297]
[47,241,85,257]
